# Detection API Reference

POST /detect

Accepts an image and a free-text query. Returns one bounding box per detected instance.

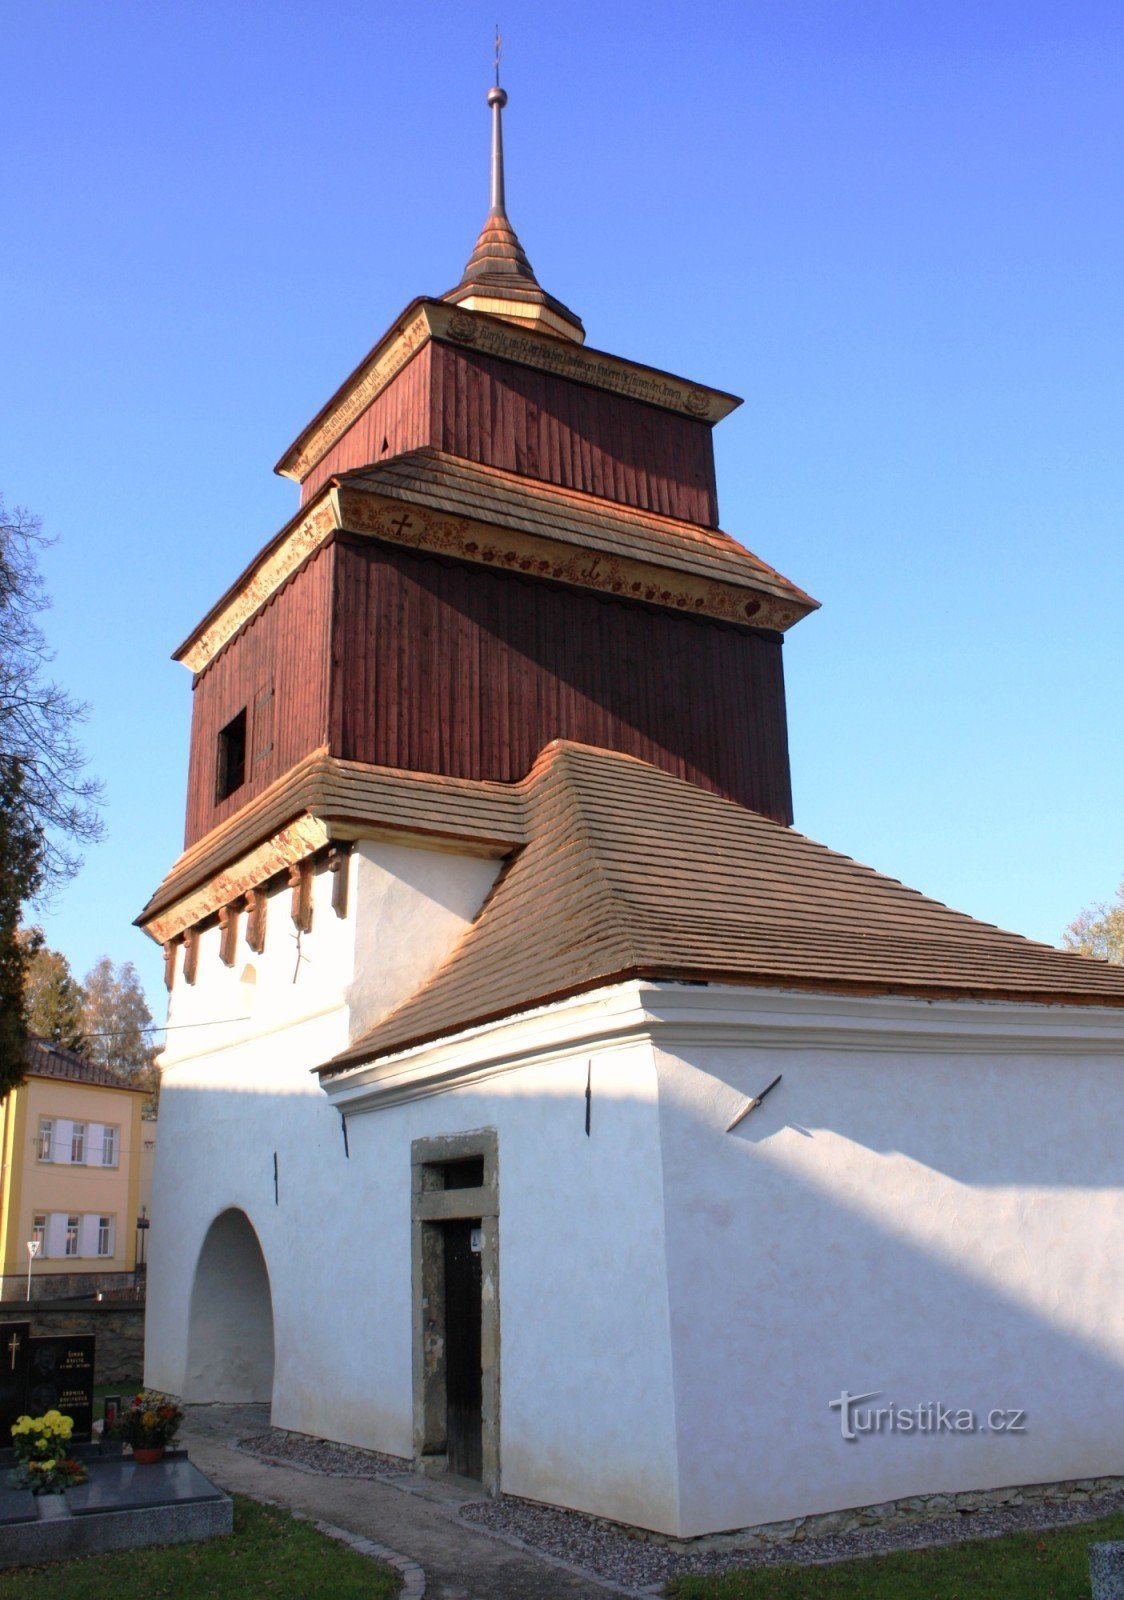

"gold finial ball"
[487,86,508,109]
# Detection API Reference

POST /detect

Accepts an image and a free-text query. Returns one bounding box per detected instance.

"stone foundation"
[637,1476,1124,1552]
[0,1271,138,1303]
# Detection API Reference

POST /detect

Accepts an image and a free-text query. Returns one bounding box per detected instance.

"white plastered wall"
[652,990,1124,1536]
[148,842,685,1528]
[146,841,500,1408]
[293,1040,680,1530]
[149,993,681,1528]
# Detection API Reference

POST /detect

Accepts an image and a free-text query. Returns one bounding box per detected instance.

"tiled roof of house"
[24,1037,146,1092]
[136,748,527,929]
[337,450,816,611]
[323,741,1124,1072]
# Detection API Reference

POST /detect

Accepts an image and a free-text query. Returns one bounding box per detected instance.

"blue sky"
[3,1,1122,1019]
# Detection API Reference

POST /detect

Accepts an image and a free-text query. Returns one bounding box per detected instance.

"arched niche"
[184,1208,274,1406]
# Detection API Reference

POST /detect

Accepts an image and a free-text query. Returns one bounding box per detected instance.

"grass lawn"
[0,1494,401,1599]
[664,1508,1124,1600]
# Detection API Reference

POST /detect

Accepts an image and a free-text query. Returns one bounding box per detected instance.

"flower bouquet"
[113,1391,185,1461]
[9,1410,88,1493]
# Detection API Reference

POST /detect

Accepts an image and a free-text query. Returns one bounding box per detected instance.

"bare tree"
[1065,882,1124,965]
[82,956,158,1088]
[1,497,103,1094]
[0,497,103,889]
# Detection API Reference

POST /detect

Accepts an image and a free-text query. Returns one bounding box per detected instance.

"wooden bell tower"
[171,77,816,855]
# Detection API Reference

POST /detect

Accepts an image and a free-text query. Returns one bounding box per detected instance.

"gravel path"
[460,1485,1124,1590]
[240,1428,410,1480]
[234,1415,1124,1591]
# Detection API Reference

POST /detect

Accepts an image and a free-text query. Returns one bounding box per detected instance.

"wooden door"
[442,1219,483,1481]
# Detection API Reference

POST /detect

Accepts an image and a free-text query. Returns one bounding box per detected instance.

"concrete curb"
[254,1495,426,1598]
[310,1515,427,1599]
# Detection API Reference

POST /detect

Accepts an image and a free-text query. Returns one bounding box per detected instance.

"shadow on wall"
[724,1051,1124,1187]
[656,1051,1124,1531]
[184,1208,274,1408]
[162,1062,1124,1529]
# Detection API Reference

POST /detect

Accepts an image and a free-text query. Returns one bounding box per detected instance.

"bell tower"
[141,71,815,949]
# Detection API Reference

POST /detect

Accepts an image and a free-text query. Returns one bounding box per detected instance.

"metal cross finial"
[486,30,508,216]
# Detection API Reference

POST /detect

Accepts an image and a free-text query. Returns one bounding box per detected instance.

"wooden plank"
[328,543,792,819]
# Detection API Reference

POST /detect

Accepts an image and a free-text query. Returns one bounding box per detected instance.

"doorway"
[442,1218,483,1480]
[411,1131,499,1492]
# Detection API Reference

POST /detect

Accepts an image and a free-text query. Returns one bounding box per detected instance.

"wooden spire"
[443,70,585,343]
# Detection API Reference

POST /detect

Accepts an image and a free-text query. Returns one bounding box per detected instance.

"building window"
[32,1215,46,1254]
[64,1216,79,1257]
[101,1125,118,1166]
[37,1118,54,1161]
[70,1123,86,1164]
[96,1216,115,1257]
[215,708,247,801]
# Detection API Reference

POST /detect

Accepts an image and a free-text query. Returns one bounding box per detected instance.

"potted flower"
[9,1410,88,1493]
[113,1390,185,1463]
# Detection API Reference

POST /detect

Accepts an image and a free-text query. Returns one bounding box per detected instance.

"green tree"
[0,761,44,1094]
[1064,881,1124,965]
[20,928,86,1050]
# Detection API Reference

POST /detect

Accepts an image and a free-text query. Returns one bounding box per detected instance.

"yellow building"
[0,1039,148,1301]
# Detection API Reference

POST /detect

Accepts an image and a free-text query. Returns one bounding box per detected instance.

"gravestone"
[0,1324,31,1442]
[26,1336,96,1443]
[1090,1542,1124,1600]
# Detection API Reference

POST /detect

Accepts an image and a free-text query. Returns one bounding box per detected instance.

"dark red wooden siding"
[184,544,334,847]
[299,341,719,527]
[300,345,434,504]
[429,344,719,526]
[329,539,791,823]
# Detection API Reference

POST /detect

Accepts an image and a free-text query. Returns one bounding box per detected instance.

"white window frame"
[100,1124,119,1167]
[96,1215,115,1257]
[32,1214,46,1253]
[70,1123,86,1164]
[37,1117,54,1161]
[64,1216,79,1257]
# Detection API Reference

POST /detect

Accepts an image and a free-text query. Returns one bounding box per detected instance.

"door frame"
[411,1129,500,1493]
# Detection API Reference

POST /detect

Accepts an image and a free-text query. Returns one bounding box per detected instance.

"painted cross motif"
[387,511,415,538]
[7,1331,20,1371]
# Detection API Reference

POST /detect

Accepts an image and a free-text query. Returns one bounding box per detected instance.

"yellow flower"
[142,1411,158,1428]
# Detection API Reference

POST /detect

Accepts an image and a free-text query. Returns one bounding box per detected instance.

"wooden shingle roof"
[323,741,1124,1072]
[337,449,816,617]
[136,749,526,932]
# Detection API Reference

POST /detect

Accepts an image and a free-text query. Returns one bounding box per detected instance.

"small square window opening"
[216,709,248,801]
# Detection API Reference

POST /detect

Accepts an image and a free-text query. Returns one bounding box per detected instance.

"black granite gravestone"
[26,1336,95,1443]
[0,1324,30,1443]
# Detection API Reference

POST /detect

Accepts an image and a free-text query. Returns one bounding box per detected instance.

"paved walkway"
[182,1406,626,1600]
